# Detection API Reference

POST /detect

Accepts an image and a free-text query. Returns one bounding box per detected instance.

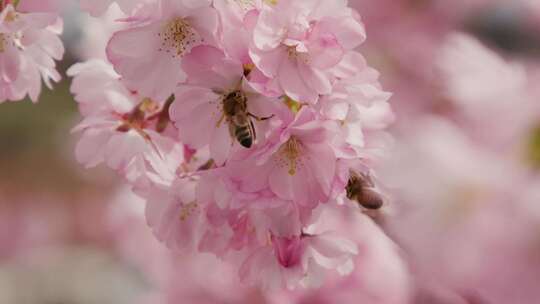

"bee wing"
[249,118,256,140]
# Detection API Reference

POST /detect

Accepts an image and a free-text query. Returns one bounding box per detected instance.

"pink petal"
[75,128,111,167]
[253,9,285,51]
[269,166,295,201]
[278,58,318,103]
[175,102,217,149]
[249,46,286,78]
[107,22,185,100]
[307,24,345,69]
[298,63,332,95]
[210,122,233,165]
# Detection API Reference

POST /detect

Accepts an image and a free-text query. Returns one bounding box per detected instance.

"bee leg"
[216,113,226,128]
[248,113,275,121]
[250,119,257,141]
[228,122,236,146]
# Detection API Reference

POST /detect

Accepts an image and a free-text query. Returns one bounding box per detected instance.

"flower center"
[158,17,200,58]
[278,137,303,175]
[179,201,199,221]
[116,98,159,134]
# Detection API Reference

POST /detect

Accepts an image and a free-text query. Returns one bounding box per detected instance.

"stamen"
[158,17,200,58]
[279,137,302,175]
[179,201,199,221]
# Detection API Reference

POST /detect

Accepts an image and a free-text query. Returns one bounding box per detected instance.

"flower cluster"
[70,0,394,290]
[5,0,540,303]
[0,0,64,103]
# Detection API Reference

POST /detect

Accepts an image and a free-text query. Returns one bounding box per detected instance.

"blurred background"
[1,0,540,303]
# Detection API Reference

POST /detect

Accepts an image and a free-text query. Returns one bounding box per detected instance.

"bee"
[222,90,273,148]
[346,171,384,210]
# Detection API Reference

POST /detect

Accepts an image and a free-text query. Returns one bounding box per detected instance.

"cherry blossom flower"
[236,108,339,208]
[0,2,63,103]
[145,177,206,253]
[213,0,259,64]
[249,0,366,103]
[68,60,183,184]
[194,169,308,256]
[318,61,394,157]
[238,204,359,290]
[106,0,219,101]
[276,203,411,304]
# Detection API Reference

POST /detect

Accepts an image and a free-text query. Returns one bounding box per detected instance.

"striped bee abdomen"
[235,125,253,148]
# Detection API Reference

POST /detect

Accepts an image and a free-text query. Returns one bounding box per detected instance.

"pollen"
[158,17,200,58]
[179,201,199,221]
[277,136,303,175]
